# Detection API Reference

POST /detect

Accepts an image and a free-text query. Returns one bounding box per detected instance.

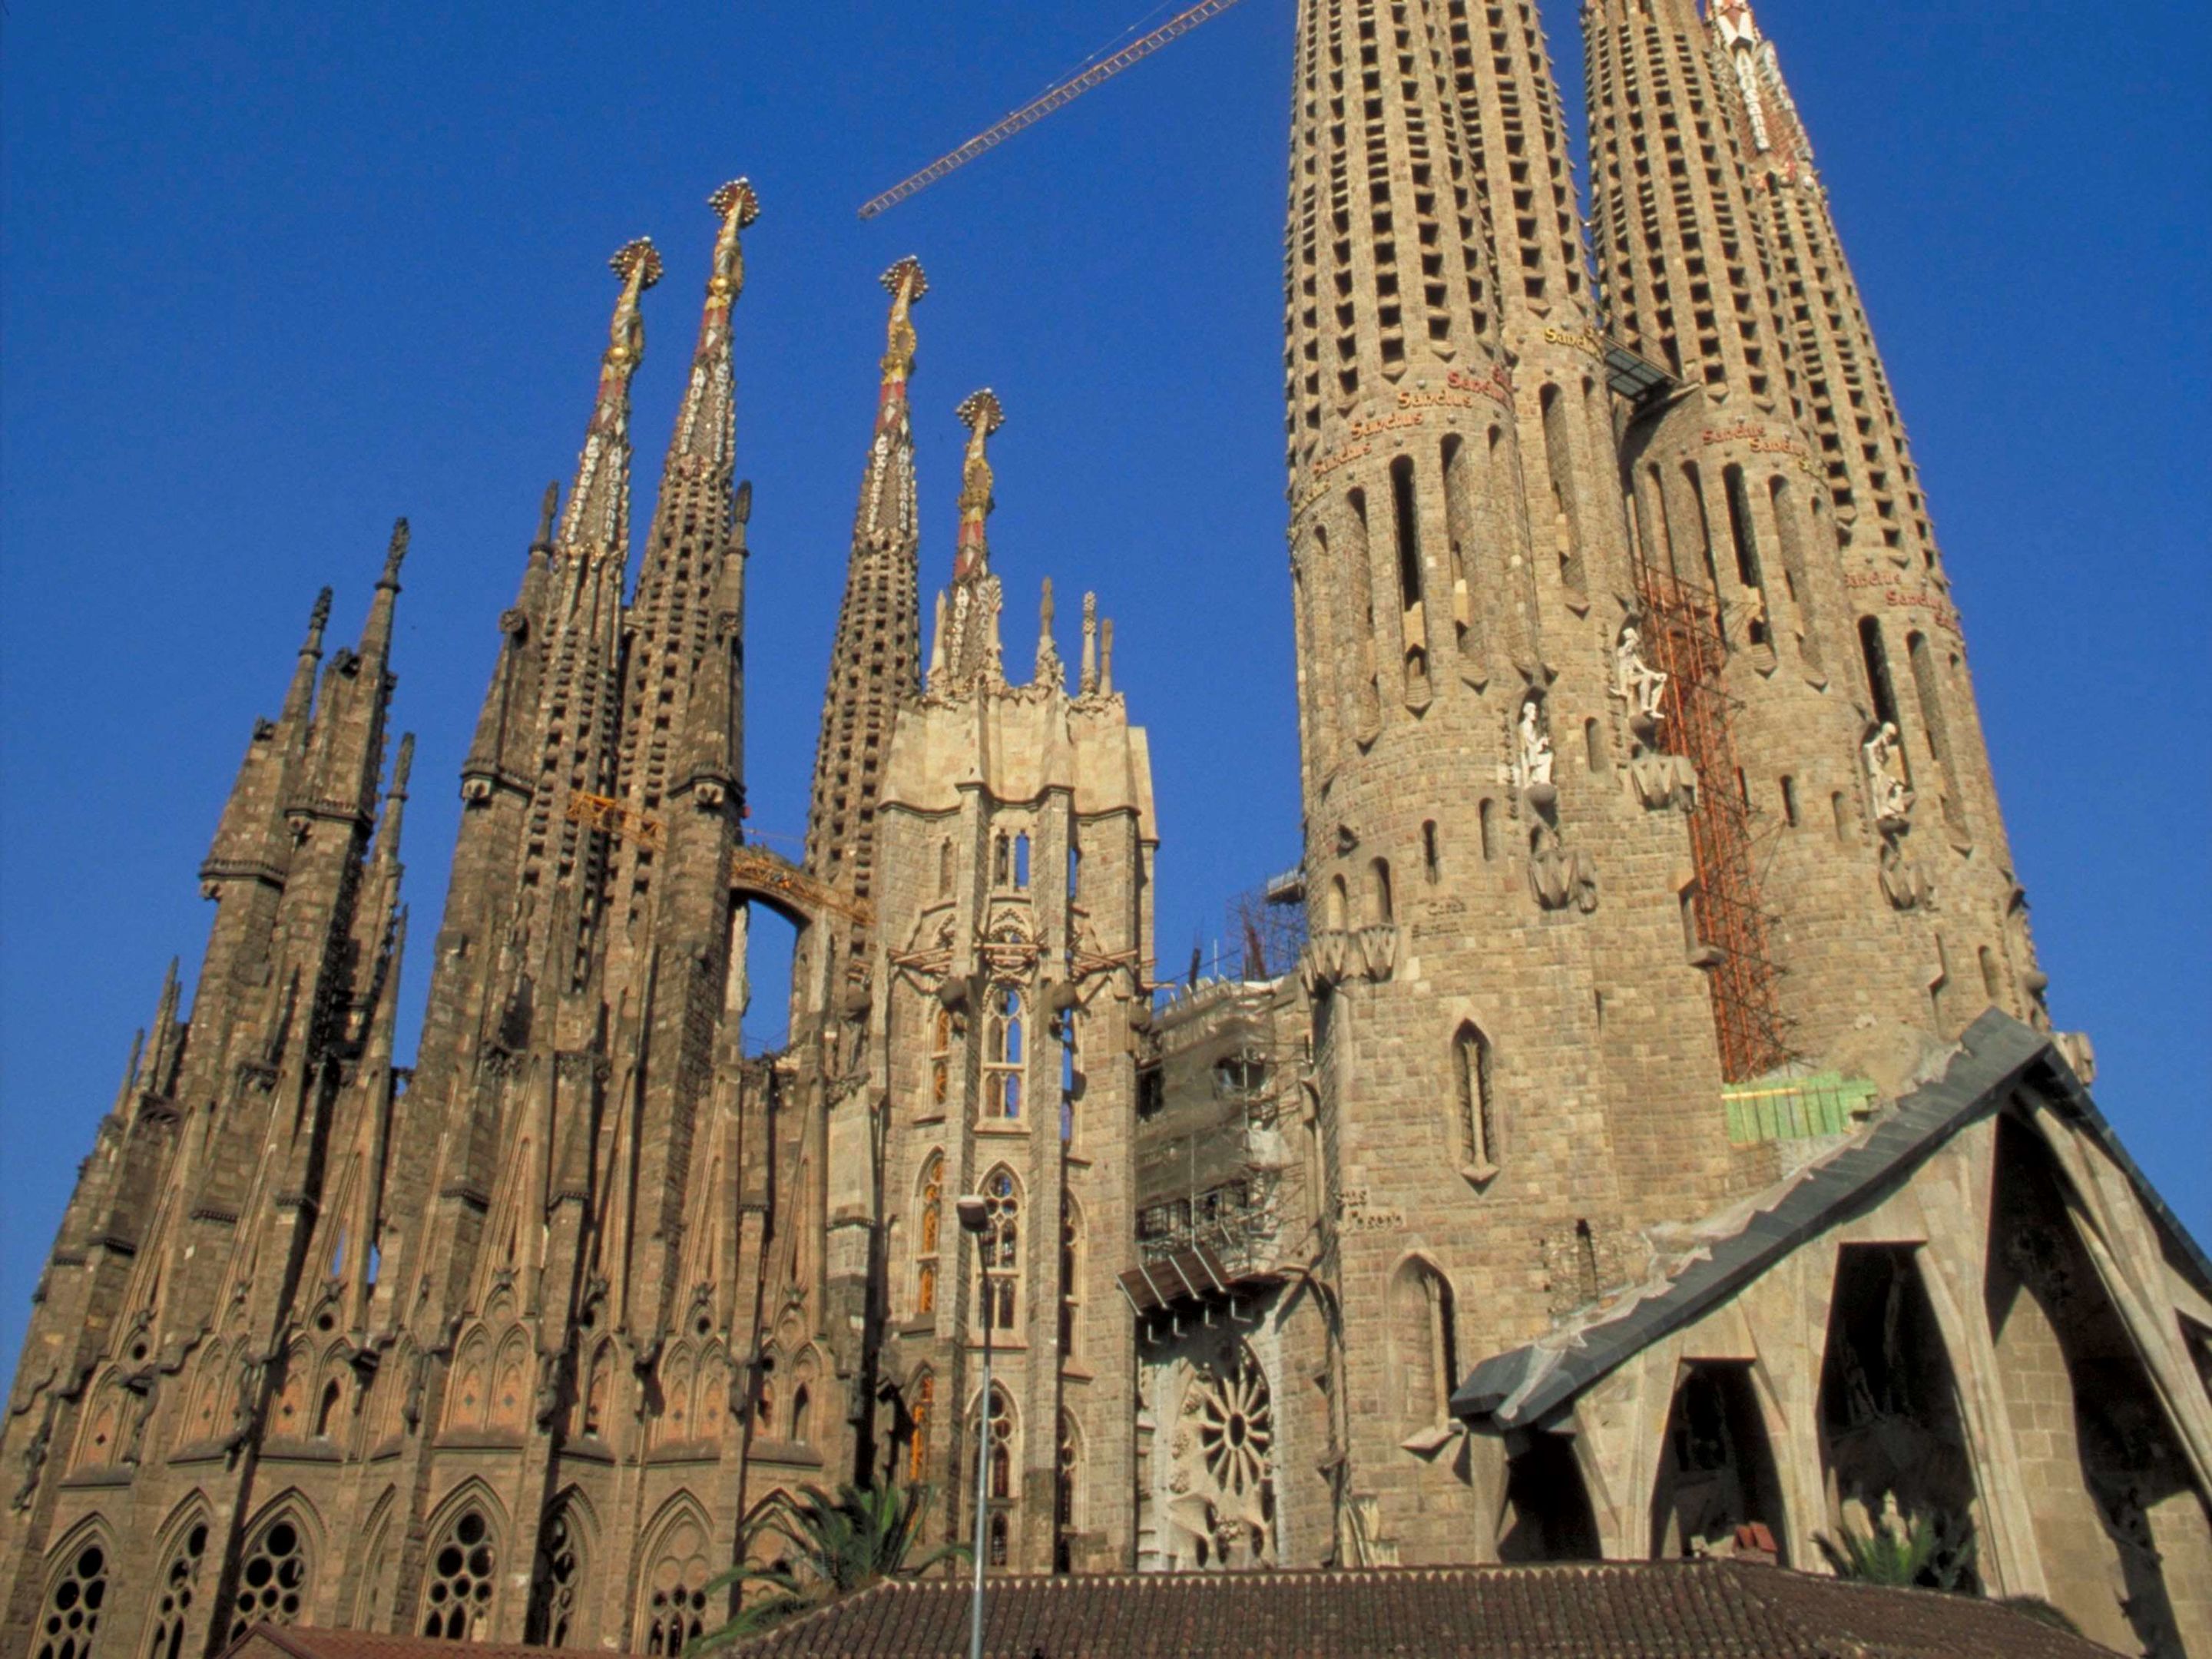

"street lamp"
[955,1193,993,1659]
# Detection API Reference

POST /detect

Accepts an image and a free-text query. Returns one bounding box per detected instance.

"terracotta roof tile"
[724,1561,2121,1659]
[223,1627,576,1659]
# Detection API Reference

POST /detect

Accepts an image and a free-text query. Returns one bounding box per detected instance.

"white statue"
[1863,722,1913,823]
[1614,627,1669,721]
[1518,699,1555,791]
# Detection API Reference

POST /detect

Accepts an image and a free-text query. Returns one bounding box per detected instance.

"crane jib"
[857,0,1251,219]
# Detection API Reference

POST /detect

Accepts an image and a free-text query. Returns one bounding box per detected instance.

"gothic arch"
[445,1327,492,1433]
[902,1367,938,1485]
[1816,1244,1981,1588]
[185,1343,229,1444]
[526,1487,599,1647]
[417,1478,507,1639]
[914,1151,945,1318]
[654,1343,698,1446]
[70,1367,127,1469]
[1497,1435,1601,1562]
[1648,1361,1790,1562]
[33,1515,114,1659]
[634,1492,720,1657]
[976,1165,1022,1332]
[226,1490,325,1640]
[144,1495,217,1659]
[488,1327,532,1432]
[694,1341,732,1444]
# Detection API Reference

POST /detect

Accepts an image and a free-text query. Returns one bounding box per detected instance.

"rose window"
[1195,1356,1273,1501]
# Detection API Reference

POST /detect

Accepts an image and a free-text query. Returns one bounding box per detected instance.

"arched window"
[983,1385,1016,1502]
[1479,800,1497,862]
[983,988,1025,1121]
[1369,858,1393,926]
[916,1155,943,1318]
[1722,465,1767,644]
[419,1506,497,1639]
[1908,631,1968,836]
[35,1532,110,1659]
[146,1516,211,1659]
[1455,1023,1496,1174]
[525,1502,585,1647]
[790,1386,813,1445]
[1390,1260,1459,1430]
[313,1379,343,1441]
[1422,821,1440,882]
[979,1169,1021,1331]
[907,1373,935,1485]
[638,1511,712,1656]
[1584,719,1604,773]
[1575,1220,1601,1303]
[929,1006,953,1108]
[1326,876,1349,932]
[227,1512,312,1640]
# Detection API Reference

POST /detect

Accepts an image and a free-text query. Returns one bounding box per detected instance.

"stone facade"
[3,1,2208,1656]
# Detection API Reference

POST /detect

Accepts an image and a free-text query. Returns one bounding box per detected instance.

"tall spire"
[360,518,408,665]
[558,237,662,565]
[671,180,759,465]
[855,256,927,552]
[800,263,932,910]
[939,389,1006,694]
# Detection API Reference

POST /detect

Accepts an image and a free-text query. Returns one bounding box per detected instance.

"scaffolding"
[1635,561,1794,1082]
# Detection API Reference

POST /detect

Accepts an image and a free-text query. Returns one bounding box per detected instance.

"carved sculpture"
[1530,823,1599,914]
[1613,626,1669,722]
[1863,722,1913,827]
[1518,697,1555,795]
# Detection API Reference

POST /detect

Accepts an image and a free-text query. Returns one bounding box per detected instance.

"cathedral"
[5,0,2209,1655]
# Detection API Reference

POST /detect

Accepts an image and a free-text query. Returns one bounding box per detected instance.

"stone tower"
[1280,0,1798,1565]
[844,390,1155,1575]
[1697,0,2051,1058]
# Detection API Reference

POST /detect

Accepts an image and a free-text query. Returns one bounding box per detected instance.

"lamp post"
[955,1193,993,1659]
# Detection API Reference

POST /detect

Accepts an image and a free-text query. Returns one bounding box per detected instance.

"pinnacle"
[957,388,1005,435]
[882,255,929,303]
[380,518,410,587]
[610,237,664,290]
[710,178,762,229]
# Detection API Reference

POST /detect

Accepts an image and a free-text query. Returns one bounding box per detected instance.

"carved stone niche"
[1529,823,1598,915]
[1877,828,1931,912]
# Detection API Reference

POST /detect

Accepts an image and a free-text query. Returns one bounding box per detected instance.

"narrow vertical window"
[1584,719,1604,773]
[1454,1022,1496,1173]
[983,989,1025,1121]
[1014,833,1031,890]
[1979,947,2002,1004]
[1858,617,1902,733]
[1723,465,1767,644]
[1779,776,1799,827]
[1421,821,1440,883]
[1390,455,1424,611]
[916,1156,942,1317]
[939,838,954,896]
[1908,631,1969,837]
[1541,384,1584,591]
[1479,800,1497,862]
[1768,477,1821,667]
[1369,858,1393,926]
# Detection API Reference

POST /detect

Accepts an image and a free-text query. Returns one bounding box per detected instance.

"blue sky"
[2,0,2206,1372]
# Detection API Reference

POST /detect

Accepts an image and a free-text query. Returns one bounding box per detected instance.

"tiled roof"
[1453,1011,2212,1432]
[223,1628,569,1659]
[724,1561,2119,1657]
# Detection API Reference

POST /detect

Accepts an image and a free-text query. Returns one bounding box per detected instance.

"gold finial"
[956,388,1005,439]
[610,237,664,290]
[710,178,761,230]
[881,255,930,305]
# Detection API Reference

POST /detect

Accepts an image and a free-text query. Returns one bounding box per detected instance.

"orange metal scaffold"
[1634,564,1793,1082]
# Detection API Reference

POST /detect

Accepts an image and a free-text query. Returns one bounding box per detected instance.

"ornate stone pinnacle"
[609,237,664,290]
[307,587,335,647]
[957,389,1005,437]
[391,733,416,797]
[882,256,929,304]
[380,518,410,585]
[709,178,761,230]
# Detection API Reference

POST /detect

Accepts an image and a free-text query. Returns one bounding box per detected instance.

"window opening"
[35,1538,109,1659]
[419,1508,495,1639]
[1455,1024,1496,1172]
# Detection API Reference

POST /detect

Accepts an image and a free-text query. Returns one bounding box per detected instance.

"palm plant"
[1815,1492,1976,1592]
[686,1481,967,1655]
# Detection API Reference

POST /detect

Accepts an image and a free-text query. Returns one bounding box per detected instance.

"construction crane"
[858,0,1251,219]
